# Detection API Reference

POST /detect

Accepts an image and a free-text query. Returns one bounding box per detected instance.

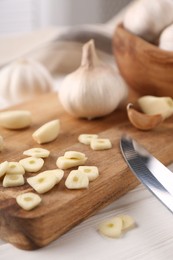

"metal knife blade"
[120,135,173,214]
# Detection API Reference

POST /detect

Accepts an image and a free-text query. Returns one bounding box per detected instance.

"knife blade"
[120,135,173,214]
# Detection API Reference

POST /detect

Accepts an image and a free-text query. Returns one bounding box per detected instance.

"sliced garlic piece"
[90,138,112,150]
[138,96,173,120]
[16,192,42,211]
[119,215,135,231]
[65,170,89,189]
[78,166,99,181]
[32,119,60,144]
[98,217,123,238]
[23,147,50,158]
[64,151,86,160]
[0,161,8,178]
[3,174,25,187]
[78,134,98,145]
[0,136,4,152]
[6,162,25,175]
[0,110,31,129]
[56,156,87,170]
[19,157,44,172]
[40,169,64,184]
[27,170,59,194]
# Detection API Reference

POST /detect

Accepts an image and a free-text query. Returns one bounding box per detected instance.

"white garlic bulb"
[0,58,53,105]
[159,23,173,51]
[123,0,173,42]
[59,40,128,119]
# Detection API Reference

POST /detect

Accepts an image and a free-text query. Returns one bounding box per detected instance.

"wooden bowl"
[113,23,173,98]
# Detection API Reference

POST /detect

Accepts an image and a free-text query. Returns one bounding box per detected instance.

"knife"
[120,135,173,214]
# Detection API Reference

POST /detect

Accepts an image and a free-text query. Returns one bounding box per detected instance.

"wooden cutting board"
[0,92,173,250]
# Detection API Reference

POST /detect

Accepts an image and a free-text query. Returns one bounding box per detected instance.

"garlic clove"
[56,156,87,170]
[137,95,173,120]
[0,58,53,105]
[159,23,173,51]
[32,119,60,144]
[127,103,163,130]
[0,110,32,129]
[64,151,86,160]
[59,39,128,119]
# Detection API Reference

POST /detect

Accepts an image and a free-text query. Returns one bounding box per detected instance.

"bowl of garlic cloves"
[112,0,173,99]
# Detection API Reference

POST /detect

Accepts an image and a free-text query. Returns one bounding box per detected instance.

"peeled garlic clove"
[0,110,32,129]
[16,192,42,211]
[137,95,173,120]
[0,136,3,152]
[159,23,173,51]
[65,170,89,189]
[40,169,64,184]
[0,58,53,105]
[23,148,50,158]
[32,119,60,144]
[59,39,128,119]
[127,103,163,130]
[98,217,123,238]
[19,157,44,172]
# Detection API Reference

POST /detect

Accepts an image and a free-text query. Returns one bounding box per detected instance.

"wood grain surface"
[113,23,173,98]
[0,92,173,250]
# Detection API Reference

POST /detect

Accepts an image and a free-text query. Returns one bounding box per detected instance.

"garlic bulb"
[123,0,173,42]
[58,40,128,119]
[0,58,53,105]
[159,24,173,51]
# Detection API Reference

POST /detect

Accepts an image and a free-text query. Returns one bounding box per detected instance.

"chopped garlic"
[19,157,44,173]
[78,166,99,181]
[23,147,50,158]
[16,192,41,211]
[6,162,25,175]
[0,161,8,178]
[90,138,112,150]
[27,170,61,194]
[65,170,89,189]
[98,217,123,238]
[56,156,87,170]
[78,134,98,145]
[3,174,24,187]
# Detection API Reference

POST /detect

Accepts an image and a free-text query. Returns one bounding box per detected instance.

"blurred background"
[0,0,132,35]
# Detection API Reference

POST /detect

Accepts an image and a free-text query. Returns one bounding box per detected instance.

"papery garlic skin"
[59,40,128,119]
[159,24,173,51]
[123,0,173,42]
[0,58,53,105]
[138,96,173,120]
